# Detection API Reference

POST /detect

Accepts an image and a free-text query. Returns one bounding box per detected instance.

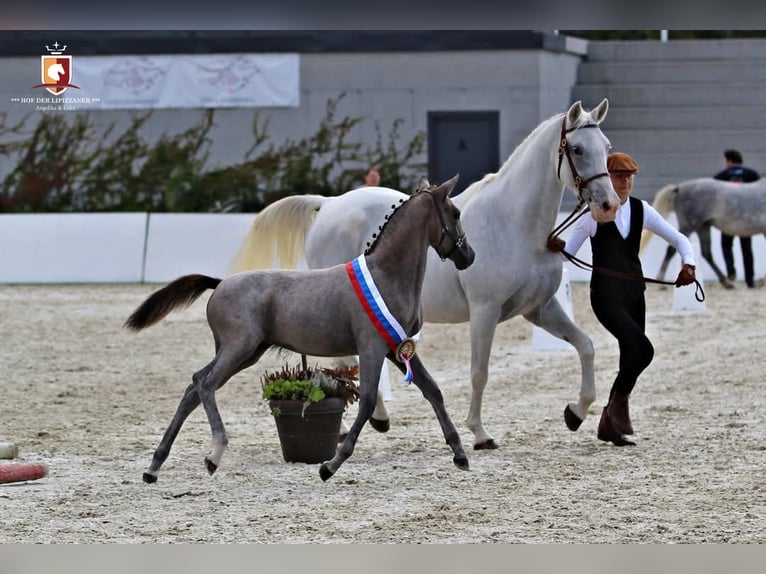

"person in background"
[547,152,697,446]
[364,167,381,187]
[713,149,761,288]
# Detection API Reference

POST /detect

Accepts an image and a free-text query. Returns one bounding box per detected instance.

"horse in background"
[230,99,620,450]
[640,177,766,289]
[125,176,475,483]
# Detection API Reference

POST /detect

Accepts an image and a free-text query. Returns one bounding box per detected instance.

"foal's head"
[364,175,475,271]
[414,175,475,270]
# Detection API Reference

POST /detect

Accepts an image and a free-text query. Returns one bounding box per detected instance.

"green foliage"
[0,94,427,213]
[263,378,327,403]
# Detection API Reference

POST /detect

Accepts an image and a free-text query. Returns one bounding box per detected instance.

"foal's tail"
[639,183,678,253]
[229,194,329,274]
[124,274,221,331]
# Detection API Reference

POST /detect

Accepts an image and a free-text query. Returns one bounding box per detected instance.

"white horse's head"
[559,99,619,222]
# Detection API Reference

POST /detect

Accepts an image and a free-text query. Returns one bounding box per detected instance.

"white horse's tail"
[229,194,329,273]
[639,183,677,253]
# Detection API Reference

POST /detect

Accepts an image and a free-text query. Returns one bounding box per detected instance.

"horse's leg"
[656,245,676,282]
[200,344,270,475]
[320,352,386,481]
[396,354,469,470]
[143,344,267,483]
[465,305,502,450]
[369,360,391,432]
[524,297,596,430]
[336,355,390,441]
[197,367,230,476]
[697,224,734,288]
[143,378,203,483]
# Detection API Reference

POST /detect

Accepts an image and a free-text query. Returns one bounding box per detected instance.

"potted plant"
[262,362,359,463]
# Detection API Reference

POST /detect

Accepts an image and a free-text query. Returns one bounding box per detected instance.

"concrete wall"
[5,35,766,206]
[572,39,766,203]
[0,43,586,181]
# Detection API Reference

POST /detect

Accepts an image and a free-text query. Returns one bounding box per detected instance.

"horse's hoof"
[319,463,334,482]
[453,456,470,470]
[142,472,157,484]
[564,404,584,431]
[204,457,218,476]
[723,281,735,290]
[473,439,498,450]
[369,417,390,433]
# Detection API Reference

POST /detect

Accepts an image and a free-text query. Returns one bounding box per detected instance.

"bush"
[0,94,427,213]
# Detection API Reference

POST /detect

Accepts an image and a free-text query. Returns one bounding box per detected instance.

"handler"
[548,152,697,446]
[713,149,761,288]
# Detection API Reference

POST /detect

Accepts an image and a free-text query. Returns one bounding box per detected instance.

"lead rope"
[547,222,706,303]
[558,247,705,302]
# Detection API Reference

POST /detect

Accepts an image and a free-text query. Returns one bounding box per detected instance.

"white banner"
[70,53,300,109]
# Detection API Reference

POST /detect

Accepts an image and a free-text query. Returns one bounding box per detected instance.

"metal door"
[427,111,499,195]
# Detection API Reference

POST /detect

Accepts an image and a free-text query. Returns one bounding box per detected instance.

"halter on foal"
[125,176,475,483]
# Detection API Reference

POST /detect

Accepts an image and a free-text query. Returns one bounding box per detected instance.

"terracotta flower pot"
[269,397,346,463]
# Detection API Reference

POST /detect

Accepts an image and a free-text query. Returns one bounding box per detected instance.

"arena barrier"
[0,212,763,284]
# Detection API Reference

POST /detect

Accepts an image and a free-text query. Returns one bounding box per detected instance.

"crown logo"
[45,42,67,56]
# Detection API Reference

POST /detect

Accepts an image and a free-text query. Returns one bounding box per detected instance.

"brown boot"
[607,392,634,435]
[597,407,635,447]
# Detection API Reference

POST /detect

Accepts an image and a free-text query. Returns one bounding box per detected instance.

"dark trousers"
[721,233,754,285]
[590,290,654,399]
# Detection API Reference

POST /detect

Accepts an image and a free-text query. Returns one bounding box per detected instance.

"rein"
[547,204,706,302]
[558,246,706,302]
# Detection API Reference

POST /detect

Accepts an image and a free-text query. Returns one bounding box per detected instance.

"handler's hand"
[675,264,696,287]
[547,236,566,253]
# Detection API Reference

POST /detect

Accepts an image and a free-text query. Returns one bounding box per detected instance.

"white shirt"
[566,198,696,267]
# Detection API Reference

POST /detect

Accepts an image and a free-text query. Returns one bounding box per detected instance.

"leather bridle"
[422,189,466,261]
[556,113,610,206]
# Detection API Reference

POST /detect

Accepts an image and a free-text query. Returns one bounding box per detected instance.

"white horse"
[231,100,620,449]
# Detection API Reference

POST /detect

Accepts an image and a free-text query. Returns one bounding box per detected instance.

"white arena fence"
[0,211,763,284]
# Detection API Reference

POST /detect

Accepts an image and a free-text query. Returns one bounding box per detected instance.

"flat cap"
[607,152,639,174]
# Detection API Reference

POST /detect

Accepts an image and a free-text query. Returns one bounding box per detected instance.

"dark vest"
[590,197,645,295]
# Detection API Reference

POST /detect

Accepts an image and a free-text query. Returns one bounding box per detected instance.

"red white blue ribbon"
[346,255,415,382]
